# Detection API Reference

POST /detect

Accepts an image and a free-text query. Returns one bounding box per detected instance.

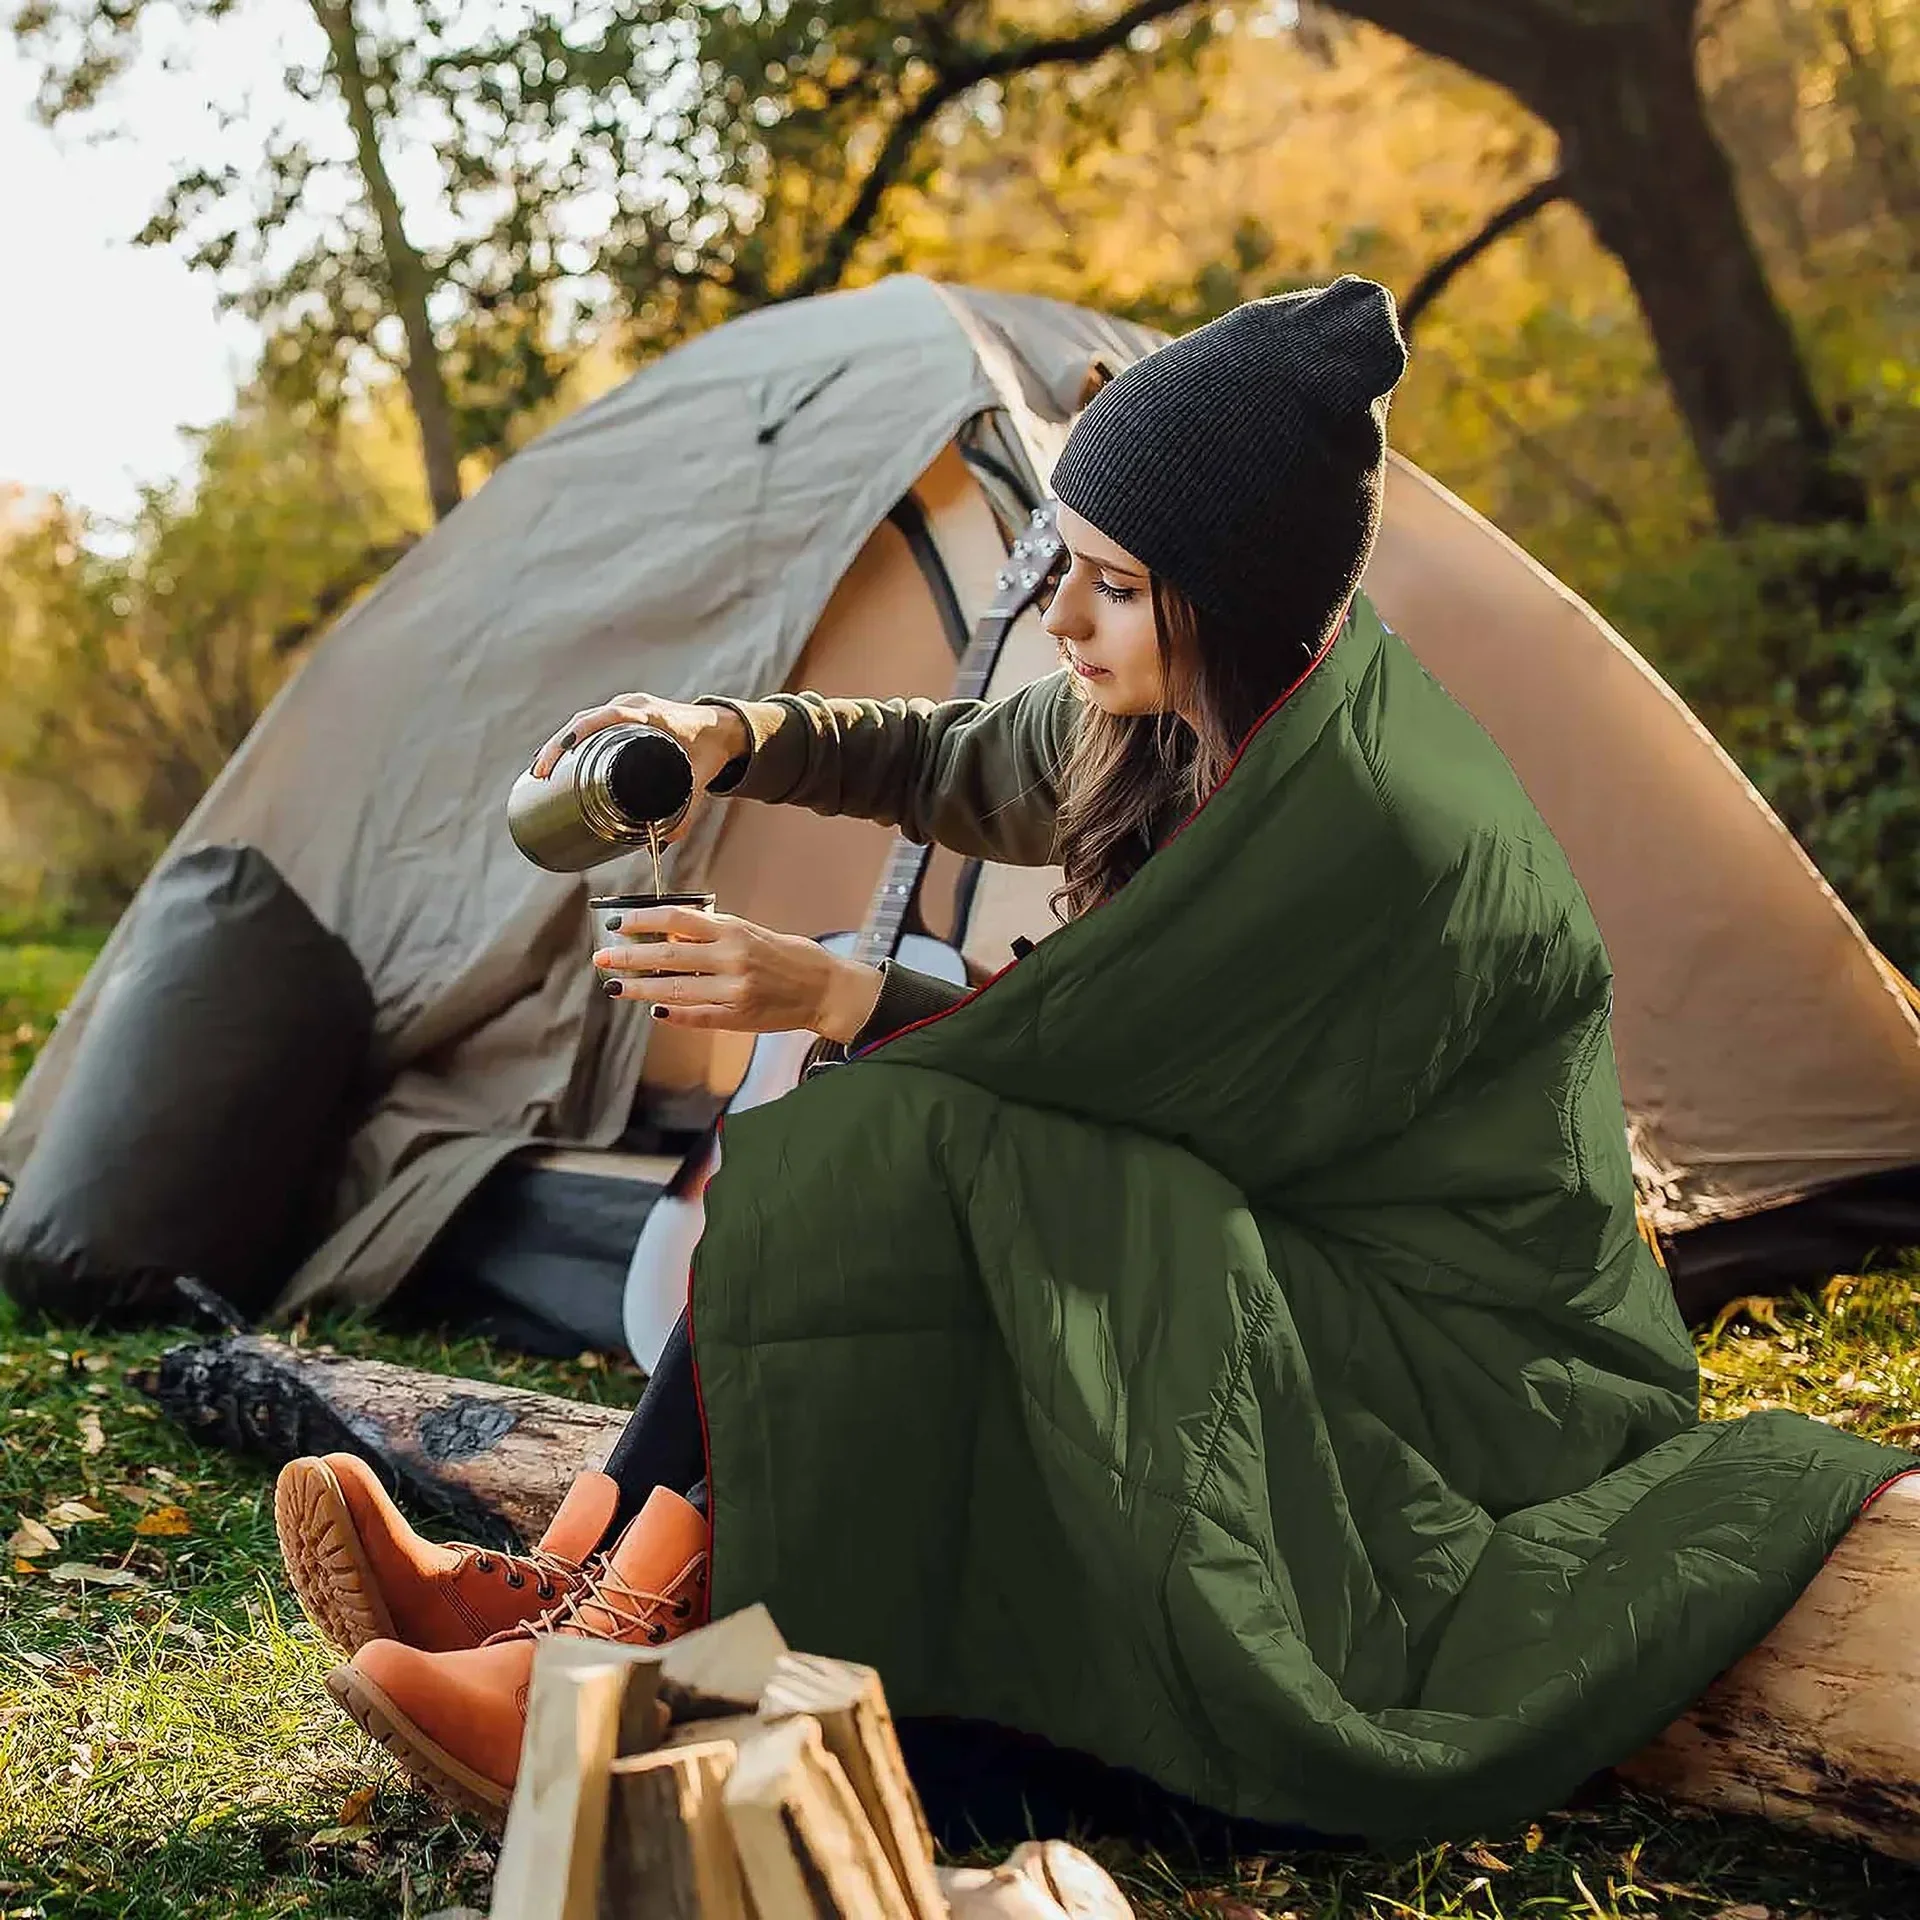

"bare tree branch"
[1400,172,1568,336]
[1426,348,1635,535]
[784,0,1205,301]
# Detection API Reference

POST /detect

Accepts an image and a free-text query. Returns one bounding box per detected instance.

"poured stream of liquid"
[646,820,665,898]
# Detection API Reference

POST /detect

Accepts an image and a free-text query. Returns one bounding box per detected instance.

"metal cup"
[589,891,719,1000]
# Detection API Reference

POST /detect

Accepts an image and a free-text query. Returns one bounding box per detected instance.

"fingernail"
[602,979,623,999]
[605,915,623,931]
[559,730,577,751]
[650,1004,669,1020]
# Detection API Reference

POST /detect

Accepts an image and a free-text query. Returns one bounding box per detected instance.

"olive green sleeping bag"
[689,598,1913,1845]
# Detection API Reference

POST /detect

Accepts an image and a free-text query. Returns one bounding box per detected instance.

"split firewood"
[599,1739,750,1920]
[1618,1469,1920,1860]
[133,1333,628,1548]
[724,1714,914,1920]
[1001,1843,1134,1920]
[489,1648,633,1920]
[663,1710,765,1752]
[761,1653,945,1920]
[658,1603,790,1721]
[534,1634,674,1755]
[933,1866,1070,1920]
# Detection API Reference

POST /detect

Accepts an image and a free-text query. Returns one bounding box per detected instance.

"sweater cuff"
[694,694,807,799]
[852,959,970,1051]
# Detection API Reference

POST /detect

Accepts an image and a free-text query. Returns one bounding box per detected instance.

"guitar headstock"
[987,501,1067,624]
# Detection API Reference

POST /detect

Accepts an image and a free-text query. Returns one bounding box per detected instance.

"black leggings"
[598,1311,707,1539]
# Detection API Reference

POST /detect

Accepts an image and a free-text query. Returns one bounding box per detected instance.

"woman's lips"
[1069,652,1111,679]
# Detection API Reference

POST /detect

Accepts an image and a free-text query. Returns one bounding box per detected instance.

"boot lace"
[465,1544,581,1604]
[504,1550,702,1647]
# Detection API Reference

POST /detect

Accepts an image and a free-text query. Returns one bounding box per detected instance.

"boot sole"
[325,1664,513,1828]
[275,1458,398,1656]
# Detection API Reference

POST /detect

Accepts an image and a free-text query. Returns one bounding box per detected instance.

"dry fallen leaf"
[337,1784,376,1826]
[1706,1293,1784,1341]
[1708,1907,1773,1920]
[78,1412,105,1455]
[134,1504,191,1538]
[8,1518,60,1557]
[111,1484,156,1510]
[49,1562,145,1589]
[12,1557,40,1575]
[1464,1847,1512,1873]
[42,1499,108,1528]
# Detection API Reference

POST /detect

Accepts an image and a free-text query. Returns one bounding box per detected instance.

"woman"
[275,277,1909,1841]
[276,273,1404,1810]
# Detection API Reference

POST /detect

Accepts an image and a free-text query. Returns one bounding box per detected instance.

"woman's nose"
[1042,584,1090,646]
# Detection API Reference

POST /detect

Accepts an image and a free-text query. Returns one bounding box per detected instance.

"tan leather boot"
[324,1485,709,1821]
[275,1452,617,1655]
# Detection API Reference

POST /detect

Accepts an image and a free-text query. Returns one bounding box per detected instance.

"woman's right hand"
[528,692,751,837]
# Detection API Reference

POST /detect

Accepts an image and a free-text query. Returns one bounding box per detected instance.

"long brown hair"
[1047,581,1326,922]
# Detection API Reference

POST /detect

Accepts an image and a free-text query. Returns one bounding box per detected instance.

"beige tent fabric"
[1365,455,1920,1232]
[0,278,1106,1313]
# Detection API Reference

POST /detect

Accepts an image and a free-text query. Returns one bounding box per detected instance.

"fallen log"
[141,1344,1920,1861]
[131,1333,629,1549]
[1617,1468,1920,1858]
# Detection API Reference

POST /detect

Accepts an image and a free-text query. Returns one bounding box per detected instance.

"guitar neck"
[850,502,1063,973]
[848,619,1010,971]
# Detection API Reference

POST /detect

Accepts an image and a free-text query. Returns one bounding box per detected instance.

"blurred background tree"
[0,394,420,914]
[10,0,594,519]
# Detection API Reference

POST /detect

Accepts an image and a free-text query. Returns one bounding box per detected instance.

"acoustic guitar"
[621,501,1068,1368]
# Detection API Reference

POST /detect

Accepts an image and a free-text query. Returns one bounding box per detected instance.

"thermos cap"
[506,721,697,872]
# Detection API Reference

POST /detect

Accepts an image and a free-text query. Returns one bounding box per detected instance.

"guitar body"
[621,930,968,1371]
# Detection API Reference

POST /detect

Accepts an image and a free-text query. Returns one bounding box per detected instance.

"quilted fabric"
[689,599,1913,1845]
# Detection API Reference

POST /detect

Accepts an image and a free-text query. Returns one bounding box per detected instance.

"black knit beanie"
[1051,276,1408,646]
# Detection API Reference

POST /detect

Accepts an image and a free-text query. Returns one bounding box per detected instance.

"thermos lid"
[605,728,696,826]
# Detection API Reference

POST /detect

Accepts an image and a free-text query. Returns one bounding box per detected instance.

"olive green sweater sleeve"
[695,670,1078,867]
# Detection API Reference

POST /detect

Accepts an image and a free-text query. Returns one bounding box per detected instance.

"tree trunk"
[1528,9,1864,531]
[1338,2,1866,534]
[313,0,465,522]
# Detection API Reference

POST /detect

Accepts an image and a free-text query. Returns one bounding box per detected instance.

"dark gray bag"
[0,845,374,1323]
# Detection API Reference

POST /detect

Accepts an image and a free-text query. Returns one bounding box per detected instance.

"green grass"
[0,937,101,1102]
[7,1281,1920,1918]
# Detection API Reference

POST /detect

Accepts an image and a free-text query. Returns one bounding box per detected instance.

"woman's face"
[1043,504,1191,719]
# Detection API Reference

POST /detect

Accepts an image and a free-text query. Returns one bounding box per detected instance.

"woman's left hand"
[593,905,883,1041]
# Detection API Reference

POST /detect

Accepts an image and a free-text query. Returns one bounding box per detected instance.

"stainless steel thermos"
[505,723,697,873]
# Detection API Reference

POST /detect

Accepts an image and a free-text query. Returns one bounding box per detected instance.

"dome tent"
[2,275,1917,1341]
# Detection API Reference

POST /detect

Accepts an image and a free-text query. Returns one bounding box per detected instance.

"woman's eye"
[1093,579,1139,604]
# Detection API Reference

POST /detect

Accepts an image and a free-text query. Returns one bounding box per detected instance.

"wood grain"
[1618,1471,1920,1859]
[600,1741,749,1920]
